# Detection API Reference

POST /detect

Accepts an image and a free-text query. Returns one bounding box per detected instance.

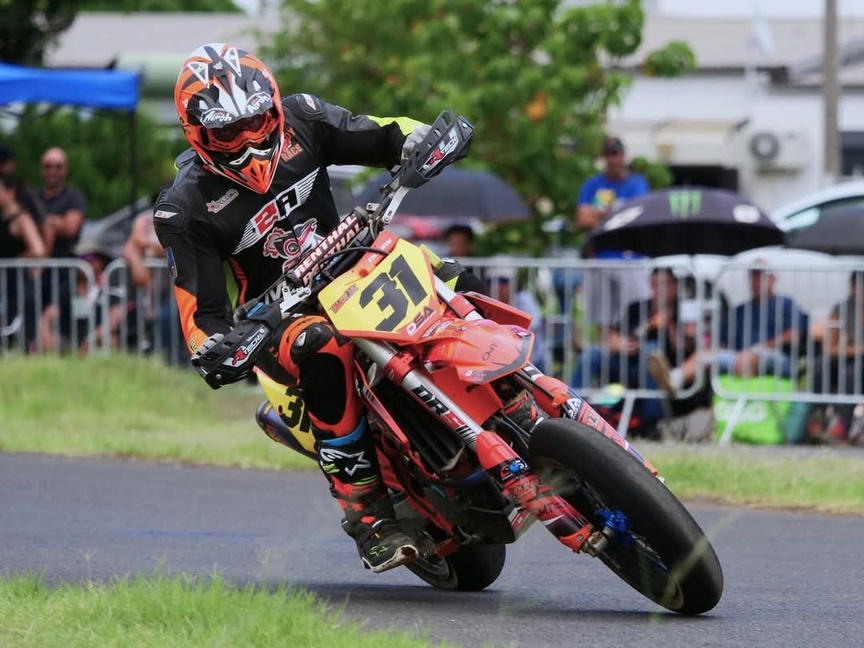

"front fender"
[421,317,533,385]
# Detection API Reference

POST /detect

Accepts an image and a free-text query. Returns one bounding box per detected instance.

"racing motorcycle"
[193,111,724,615]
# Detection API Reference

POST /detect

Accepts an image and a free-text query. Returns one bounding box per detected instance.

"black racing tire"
[528,419,724,615]
[407,543,506,592]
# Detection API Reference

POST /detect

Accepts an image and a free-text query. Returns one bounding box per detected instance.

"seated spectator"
[36,147,87,351]
[807,271,864,443]
[649,262,808,399]
[0,172,46,349]
[443,223,474,258]
[717,262,807,377]
[573,268,688,429]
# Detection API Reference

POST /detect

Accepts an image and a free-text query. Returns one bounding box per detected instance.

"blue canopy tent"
[0,62,139,109]
[0,62,142,227]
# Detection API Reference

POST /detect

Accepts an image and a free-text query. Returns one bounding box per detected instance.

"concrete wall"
[608,73,864,212]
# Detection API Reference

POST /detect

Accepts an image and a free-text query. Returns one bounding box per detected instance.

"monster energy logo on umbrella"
[668,190,702,218]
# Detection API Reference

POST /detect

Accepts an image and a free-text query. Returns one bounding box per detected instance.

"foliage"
[77,0,243,11]
[0,0,243,66]
[0,0,77,66]
[0,107,187,219]
[262,0,694,255]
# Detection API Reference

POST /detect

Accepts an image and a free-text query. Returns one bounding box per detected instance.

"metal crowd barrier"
[709,259,864,444]
[5,255,863,444]
[0,258,98,355]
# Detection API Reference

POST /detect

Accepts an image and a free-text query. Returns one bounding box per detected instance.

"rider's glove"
[190,332,225,369]
[401,124,432,162]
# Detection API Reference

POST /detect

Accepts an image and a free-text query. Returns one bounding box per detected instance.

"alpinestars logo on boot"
[317,448,371,476]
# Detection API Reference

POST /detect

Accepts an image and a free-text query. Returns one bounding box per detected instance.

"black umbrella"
[586,187,785,257]
[785,204,864,255]
[355,167,532,221]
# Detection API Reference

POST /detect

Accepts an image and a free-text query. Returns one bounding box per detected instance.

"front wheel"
[529,419,723,615]
[407,543,506,592]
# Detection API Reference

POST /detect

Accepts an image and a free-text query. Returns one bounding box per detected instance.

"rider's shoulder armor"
[283,93,326,121]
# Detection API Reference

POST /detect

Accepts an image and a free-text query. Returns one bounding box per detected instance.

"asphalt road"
[2,452,862,648]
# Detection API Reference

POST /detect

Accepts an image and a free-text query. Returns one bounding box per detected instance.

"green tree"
[264,0,695,254]
[0,0,244,66]
[0,107,187,219]
[77,0,242,11]
[0,1,78,66]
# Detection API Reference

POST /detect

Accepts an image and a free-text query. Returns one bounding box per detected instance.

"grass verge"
[2,354,863,515]
[0,572,449,648]
[0,354,310,470]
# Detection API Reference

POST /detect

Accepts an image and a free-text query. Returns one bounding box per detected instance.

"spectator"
[649,262,808,399]
[487,267,548,372]
[573,268,685,429]
[443,223,474,257]
[122,200,186,364]
[575,136,651,341]
[717,262,807,377]
[575,136,650,232]
[72,246,126,352]
[807,271,864,443]
[0,172,46,349]
[0,145,46,226]
[36,147,87,351]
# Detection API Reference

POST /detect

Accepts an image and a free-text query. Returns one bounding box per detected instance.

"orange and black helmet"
[175,43,284,194]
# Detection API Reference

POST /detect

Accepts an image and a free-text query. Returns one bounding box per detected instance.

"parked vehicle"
[770,179,864,246]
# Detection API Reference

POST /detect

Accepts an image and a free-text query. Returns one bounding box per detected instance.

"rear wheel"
[529,419,723,615]
[407,543,506,592]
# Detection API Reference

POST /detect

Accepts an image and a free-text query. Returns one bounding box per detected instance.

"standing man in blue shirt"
[574,136,652,343]
[575,136,650,231]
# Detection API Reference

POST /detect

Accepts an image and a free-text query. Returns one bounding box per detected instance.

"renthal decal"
[330,284,359,313]
[421,128,459,172]
[233,168,318,253]
[290,213,365,284]
[405,306,435,335]
[206,188,239,213]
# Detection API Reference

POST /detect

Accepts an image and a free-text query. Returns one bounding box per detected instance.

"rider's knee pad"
[289,321,351,366]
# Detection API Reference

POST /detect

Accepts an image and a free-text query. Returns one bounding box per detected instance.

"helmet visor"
[205,110,277,152]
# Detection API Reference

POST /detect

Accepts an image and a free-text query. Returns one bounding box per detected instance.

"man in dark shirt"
[716,263,807,377]
[573,268,686,426]
[35,146,87,350]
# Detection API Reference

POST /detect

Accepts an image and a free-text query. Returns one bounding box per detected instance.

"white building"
[43,6,864,211]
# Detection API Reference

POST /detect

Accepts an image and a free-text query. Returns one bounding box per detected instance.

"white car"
[770,179,864,240]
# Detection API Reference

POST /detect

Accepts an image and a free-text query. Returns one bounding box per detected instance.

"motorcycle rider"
[153,42,473,573]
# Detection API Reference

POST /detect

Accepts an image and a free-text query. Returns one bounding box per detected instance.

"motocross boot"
[316,417,419,573]
[502,391,543,434]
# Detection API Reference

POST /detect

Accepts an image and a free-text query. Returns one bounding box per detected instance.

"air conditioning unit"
[747,129,809,172]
